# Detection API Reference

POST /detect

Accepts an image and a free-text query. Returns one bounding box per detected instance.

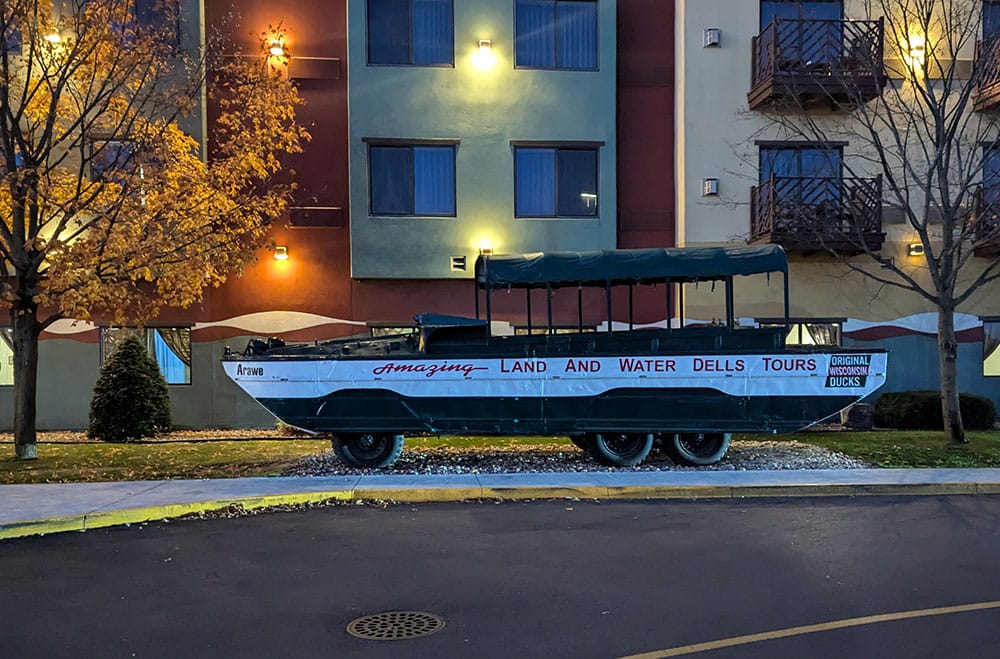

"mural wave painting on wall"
[39,313,369,343]
[37,312,991,344]
[843,313,986,343]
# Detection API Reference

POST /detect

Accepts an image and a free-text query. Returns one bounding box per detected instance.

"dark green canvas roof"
[475,245,787,289]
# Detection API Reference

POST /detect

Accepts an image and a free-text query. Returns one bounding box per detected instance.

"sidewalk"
[3,468,1000,540]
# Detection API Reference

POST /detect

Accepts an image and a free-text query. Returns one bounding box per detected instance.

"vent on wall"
[451,256,467,272]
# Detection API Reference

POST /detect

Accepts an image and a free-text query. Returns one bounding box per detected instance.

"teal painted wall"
[846,335,1000,412]
[347,0,618,279]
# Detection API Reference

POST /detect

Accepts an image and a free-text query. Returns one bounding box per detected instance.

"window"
[515,0,598,70]
[986,1,1000,40]
[134,0,179,43]
[515,145,598,217]
[760,0,842,27]
[760,1,843,65]
[0,329,13,386]
[101,327,192,385]
[3,23,20,54]
[760,143,842,204]
[90,139,137,182]
[984,320,1000,376]
[759,320,842,346]
[368,0,454,66]
[368,143,456,216]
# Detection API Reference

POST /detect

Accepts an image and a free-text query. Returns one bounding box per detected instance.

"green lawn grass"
[1,431,999,484]
[758,430,1000,468]
[0,440,332,484]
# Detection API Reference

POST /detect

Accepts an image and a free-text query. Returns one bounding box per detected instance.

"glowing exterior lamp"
[906,34,926,69]
[44,29,61,44]
[479,239,493,256]
[274,245,289,260]
[478,39,492,57]
[908,243,925,257]
[269,39,285,57]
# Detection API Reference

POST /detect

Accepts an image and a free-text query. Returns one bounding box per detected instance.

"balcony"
[971,188,1000,257]
[748,18,885,111]
[974,37,1000,112]
[750,175,885,254]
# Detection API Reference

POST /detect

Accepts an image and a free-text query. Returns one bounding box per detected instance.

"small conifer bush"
[89,335,172,442]
[874,390,997,431]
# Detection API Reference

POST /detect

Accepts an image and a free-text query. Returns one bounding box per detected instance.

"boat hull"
[224,351,887,436]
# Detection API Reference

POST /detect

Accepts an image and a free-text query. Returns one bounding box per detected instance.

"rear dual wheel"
[665,432,730,466]
[332,433,404,468]
[586,432,654,467]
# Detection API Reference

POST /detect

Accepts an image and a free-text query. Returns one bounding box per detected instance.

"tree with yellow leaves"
[0,1,307,458]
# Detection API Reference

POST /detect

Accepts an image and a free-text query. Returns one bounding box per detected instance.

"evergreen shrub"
[874,390,996,430]
[88,335,172,442]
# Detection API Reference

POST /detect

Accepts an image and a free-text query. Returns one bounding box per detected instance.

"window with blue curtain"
[368,0,454,66]
[984,144,1000,206]
[760,144,842,204]
[986,1,1000,40]
[370,143,456,216]
[3,24,20,54]
[760,0,842,27]
[148,328,191,385]
[515,146,598,217]
[515,0,597,70]
[100,327,191,385]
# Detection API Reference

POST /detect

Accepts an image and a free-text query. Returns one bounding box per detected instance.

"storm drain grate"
[346,611,446,641]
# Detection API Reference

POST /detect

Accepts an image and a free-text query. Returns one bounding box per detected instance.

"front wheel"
[587,432,654,467]
[332,433,404,468]
[665,432,730,466]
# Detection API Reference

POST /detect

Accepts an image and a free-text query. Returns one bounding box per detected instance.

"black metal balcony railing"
[750,175,885,253]
[971,187,1000,256]
[973,37,1000,112]
[749,17,885,110]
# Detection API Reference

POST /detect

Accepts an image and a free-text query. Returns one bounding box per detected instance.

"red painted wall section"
[616,0,675,250]
[199,0,352,329]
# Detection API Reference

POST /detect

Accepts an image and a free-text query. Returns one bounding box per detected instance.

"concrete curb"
[4,474,1000,540]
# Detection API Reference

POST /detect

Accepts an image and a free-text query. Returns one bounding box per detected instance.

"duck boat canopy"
[223,245,886,469]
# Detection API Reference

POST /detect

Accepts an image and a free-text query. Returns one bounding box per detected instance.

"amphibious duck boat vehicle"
[223,245,886,468]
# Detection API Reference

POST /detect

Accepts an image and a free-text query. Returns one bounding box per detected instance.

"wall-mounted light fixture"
[269,39,285,57]
[274,245,289,260]
[905,34,926,70]
[703,28,720,48]
[479,239,493,256]
[702,178,719,196]
[478,39,492,57]
[908,242,925,256]
[44,29,61,43]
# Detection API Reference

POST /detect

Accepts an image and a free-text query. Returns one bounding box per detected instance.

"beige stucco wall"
[347,0,617,279]
[676,0,999,322]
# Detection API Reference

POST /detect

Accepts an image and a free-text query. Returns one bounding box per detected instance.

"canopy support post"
[605,281,613,333]
[526,289,532,335]
[546,284,554,335]
[628,285,634,330]
[725,276,735,328]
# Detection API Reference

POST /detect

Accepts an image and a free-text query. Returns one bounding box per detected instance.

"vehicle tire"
[587,432,654,467]
[569,434,591,451]
[333,433,404,468]
[665,432,731,466]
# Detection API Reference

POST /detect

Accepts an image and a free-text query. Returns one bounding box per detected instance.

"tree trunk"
[937,308,966,444]
[11,298,42,460]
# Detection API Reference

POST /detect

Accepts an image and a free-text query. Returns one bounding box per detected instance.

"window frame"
[512,141,602,219]
[99,326,193,386]
[514,0,600,71]
[365,138,459,218]
[366,0,455,67]
[982,316,1000,377]
[756,317,844,346]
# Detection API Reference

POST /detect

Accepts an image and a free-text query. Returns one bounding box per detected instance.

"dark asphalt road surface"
[2,496,1000,658]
